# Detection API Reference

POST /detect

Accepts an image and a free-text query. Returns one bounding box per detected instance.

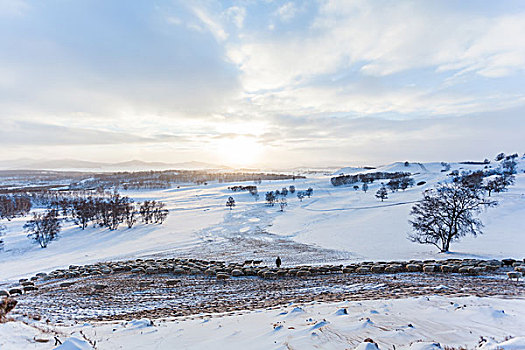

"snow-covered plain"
[1,296,525,349]
[1,159,525,349]
[1,160,524,282]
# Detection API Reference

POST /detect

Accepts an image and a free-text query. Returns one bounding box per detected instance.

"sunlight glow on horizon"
[214,136,264,167]
[0,0,524,166]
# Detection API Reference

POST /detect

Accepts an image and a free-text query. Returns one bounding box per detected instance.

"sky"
[1,0,524,168]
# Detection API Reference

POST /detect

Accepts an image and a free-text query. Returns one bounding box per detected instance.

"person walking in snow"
[275,256,282,268]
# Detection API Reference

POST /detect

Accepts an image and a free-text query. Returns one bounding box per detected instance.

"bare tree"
[266,192,276,206]
[152,202,168,223]
[0,224,5,251]
[0,195,31,221]
[484,175,514,196]
[24,209,61,248]
[306,187,313,197]
[140,200,154,224]
[72,198,95,230]
[399,177,414,191]
[495,152,505,161]
[226,196,236,210]
[279,198,287,212]
[124,203,137,228]
[375,186,388,201]
[408,183,495,252]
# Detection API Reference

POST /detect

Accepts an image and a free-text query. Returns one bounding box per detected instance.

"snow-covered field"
[1,296,524,349]
[1,160,523,282]
[1,159,524,349]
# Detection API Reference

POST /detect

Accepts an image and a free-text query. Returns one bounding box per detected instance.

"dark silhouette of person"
[276,256,282,268]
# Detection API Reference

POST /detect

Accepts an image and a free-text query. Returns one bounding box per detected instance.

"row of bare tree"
[22,194,168,248]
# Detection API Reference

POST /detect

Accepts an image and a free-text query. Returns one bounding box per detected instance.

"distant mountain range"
[0,158,230,171]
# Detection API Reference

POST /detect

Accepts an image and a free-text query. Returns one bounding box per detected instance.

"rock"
[59,282,75,288]
[502,259,516,267]
[131,268,145,273]
[166,279,179,286]
[342,267,355,273]
[0,290,9,297]
[21,281,35,287]
[23,286,38,292]
[173,268,185,275]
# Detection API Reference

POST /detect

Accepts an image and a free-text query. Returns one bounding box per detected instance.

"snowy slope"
[1,159,524,282]
[271,165,525,261]
[1,296,524,349]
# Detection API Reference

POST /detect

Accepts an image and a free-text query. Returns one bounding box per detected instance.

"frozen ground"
[1,296,525,349]
[1,160,524,282]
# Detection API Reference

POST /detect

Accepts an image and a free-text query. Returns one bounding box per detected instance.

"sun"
[215,137,264,168]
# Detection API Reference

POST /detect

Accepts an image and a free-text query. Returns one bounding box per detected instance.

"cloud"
[0,0,29,17]
[228,1,525,89]
[276,2,297,22]
[253,106,525,167]
[225,6,245,29]
[191,5,228,41]
[0,121,157,146]
[0,0,523,167]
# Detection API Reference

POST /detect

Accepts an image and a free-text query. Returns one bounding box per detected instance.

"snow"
[1,160,524,282]
[0,159,524,348]
[1,296,524,349]
[55,337,92,350]
[479,337,525,349]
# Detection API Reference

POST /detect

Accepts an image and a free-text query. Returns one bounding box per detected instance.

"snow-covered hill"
[1,296,524,350]
[0,159,524,282]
